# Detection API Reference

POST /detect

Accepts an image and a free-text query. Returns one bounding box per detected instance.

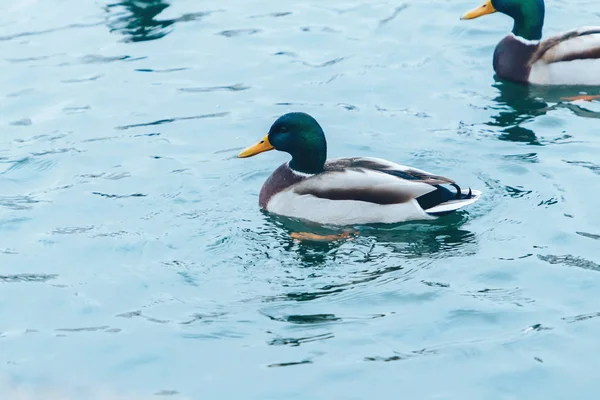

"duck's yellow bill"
[238,135,274,158]
[461,0,496,20]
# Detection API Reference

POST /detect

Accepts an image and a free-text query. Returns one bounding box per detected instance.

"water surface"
[2,0,600,398]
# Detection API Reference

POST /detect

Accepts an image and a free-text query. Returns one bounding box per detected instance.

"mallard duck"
[237,112,481,226]
[461,0,600,85]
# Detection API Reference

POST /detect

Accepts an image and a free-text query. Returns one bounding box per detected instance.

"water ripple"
[217,29,262,37]
[92,192,146,199]
[6,54,63,63]
[73,54,143,65]
[52,226,95,235]
[155,390,180,396]
[135,68,189,73]
[301,56,349,68]
[116,310,169,324]
[0,195,42,210]
[55,326,111,333]
[563,312,600,323]
[0,274,58,283]
[250,12,292,19]
[263,313,340,325]
[365,348,437,362]
[115,112,229,130]
[178,84,250,93]
[61,74,103,83]
[267,360,313,368]
[378,4,409,27]
[0,22,102,42]
[537,254,600,272]
[63,105,92,114]
[577,232,600,241]
[10,118,32,126]
[268,332,334,347]
[79,172,131,181]
[564,160,600,175]
[0,248,18,255]
[465,287,534,307]
[300,26,340,33]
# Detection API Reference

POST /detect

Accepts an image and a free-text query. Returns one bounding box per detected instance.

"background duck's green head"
[461,0,545,41]
[238,112,327,174]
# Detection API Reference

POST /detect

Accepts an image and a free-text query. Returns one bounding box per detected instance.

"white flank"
[266,192,435,225]
[530,58,600,85]
[528,29,600,85]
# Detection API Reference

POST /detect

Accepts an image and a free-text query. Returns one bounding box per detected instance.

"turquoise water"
[2,0,600,398]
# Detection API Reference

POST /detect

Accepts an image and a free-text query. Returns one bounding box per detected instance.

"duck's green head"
[238,112,327,174]
[461,0,545,41]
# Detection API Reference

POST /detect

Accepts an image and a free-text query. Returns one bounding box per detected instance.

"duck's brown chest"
[493,36,538,83]
[258,163,305,209]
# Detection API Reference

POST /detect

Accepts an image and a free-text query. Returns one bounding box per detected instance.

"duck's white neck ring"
[510,33,541,46]
[288,162,315,178]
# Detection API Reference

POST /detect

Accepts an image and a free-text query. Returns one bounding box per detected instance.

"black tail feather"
[451,183,462,199]
[416,184,475,211]
[451,184,473,200]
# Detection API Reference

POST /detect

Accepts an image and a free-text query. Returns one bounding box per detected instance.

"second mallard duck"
[238,112,481,226]
[461,0,600,85]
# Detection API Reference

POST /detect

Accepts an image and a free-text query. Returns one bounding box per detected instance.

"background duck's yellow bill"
[461,0,496,20]
[238,135,274,158]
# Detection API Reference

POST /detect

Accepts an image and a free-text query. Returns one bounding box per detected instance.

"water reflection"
[487,79,600,145]
[262,211,477,263]
[106,0,173,42]
[487,81,548,145]
[105,0,212,43]
[250,212,477,304]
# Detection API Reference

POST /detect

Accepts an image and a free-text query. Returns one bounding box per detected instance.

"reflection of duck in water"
[106,0,174,42]
[461,0,600,89]
[106,1,210,43]
[238,112,481,232]
[260,212,477,267]
[489,78,600,144]
[488,80,546,144]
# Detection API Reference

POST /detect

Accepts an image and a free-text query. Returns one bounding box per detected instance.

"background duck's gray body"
[494,29,600,85]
